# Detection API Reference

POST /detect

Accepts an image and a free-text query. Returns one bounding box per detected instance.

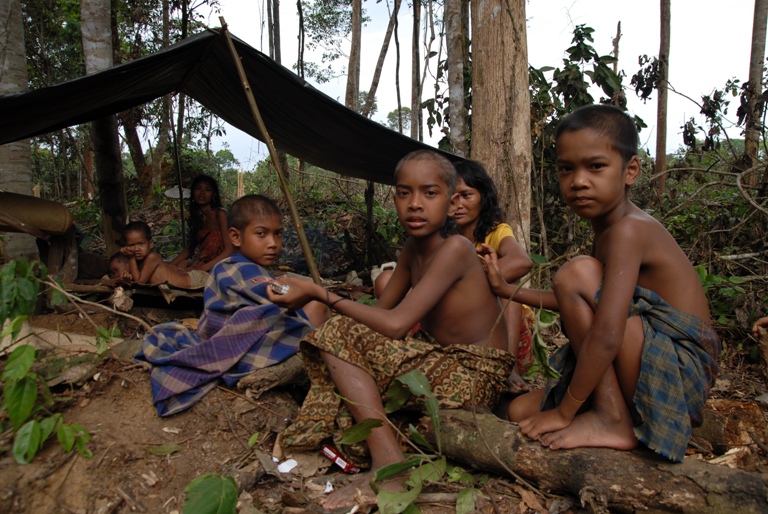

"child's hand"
[266,276,316,310]
[478,244,508,294]
[119,246,134,257]
[752,316,768,337]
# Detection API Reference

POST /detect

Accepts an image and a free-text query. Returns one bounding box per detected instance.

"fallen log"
[425,409,768,513]
[237,354,308,398]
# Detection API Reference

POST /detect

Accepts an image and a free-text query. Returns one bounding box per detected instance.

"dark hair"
[454,159,505,244]
[555,104,639,166]
[394,149,458,194]
[123,221,152,240]
[227,194,282,231]
[108,252,130,265]
[187,174,224,253]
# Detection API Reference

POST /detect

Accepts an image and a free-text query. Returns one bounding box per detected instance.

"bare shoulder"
[601,207,710,321]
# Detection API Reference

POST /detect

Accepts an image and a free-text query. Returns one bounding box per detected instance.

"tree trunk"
[654,0,671,196]
[426,410,768,513]
[361,0,402,118]
[745,0,768,187]
[444,0,469,156]
[469,0,532,248]
[0,0,39,261]
[410,0,421,140]
[345,0,362,112]
[82,0,127,256]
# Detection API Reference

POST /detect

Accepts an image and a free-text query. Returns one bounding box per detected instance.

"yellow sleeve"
[480,223,515,252]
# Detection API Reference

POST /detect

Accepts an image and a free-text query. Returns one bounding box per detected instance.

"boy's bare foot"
[320,471,406,511]
[537,408,638,451]
[507,369,529,394]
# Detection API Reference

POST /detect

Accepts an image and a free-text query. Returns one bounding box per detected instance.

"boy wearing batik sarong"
[136,195,327,416]
[267,150,514,510]
[482,105,720,462]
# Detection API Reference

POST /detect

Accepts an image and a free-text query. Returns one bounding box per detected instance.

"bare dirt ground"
[1,304,767,514]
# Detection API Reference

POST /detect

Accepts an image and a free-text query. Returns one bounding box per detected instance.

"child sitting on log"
[266,150,515,510]
[482,104,720,462]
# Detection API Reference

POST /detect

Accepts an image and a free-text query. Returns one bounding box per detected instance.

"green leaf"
[374,457,423,482]
[395,370,432,397]
[2,344,35,380]
[530,253,549,264]
[423,396,441,453]
[384,380,411,413]
[378,482,422,514]
[0,315,28,341]
[57,423,75,452]
[406,457,445,487]
[407,424,434,452]
[247,432,260,447]
[338,418,383,445]
[456,487,482,514]
[13,420,42,464]
[145,444,182,456]
[182,474,238,514]
[5,375,39,428]
[39,414,61,443]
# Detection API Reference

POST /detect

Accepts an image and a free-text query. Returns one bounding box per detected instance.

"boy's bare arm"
[268,237,469,339]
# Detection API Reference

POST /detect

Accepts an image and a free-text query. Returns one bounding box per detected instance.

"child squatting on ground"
[482,104,721,462]
[120,221,209,289]
[135,195,327,416]
[266,150,515,510]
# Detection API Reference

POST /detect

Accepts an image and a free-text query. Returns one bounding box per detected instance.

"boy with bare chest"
[484,105,720,462]
[267,150,514,509]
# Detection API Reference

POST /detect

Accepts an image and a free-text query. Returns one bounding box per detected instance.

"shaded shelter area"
[0,27,462,184]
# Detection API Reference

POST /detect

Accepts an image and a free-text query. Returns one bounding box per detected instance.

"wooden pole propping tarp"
[217,18,322,285]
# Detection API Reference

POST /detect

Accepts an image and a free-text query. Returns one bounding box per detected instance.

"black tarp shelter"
[0,28,460,184]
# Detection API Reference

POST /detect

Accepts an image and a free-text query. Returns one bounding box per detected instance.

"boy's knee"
[554,256,603,293]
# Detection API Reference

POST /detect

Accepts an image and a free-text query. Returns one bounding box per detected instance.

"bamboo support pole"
[218,17,322,285]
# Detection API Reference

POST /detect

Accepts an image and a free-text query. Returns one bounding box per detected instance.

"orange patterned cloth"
[193,229,225,264]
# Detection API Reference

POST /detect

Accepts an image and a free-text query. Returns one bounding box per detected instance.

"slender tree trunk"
[345,0,362,112]
[410,0,421,140]
[149,0,172,198]
[269,0,289,181]
[82,0,127,256]
[470,0,532,248]
[654,0,670,195]
[362,0,402,117]
[0,0,38,261]
[745,0,768,188]
[444,0,468,156]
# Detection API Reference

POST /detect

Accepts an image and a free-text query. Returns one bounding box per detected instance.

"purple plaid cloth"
[135,253,314,416]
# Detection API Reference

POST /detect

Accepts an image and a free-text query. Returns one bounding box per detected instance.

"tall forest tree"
[654,0,670,195]
[444,0,469,156]
[469,0,531,247]
[81,0,127,256]
[744,0,768,187]
[0,0,38,260]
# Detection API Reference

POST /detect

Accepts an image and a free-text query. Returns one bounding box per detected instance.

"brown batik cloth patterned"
[281,315,515,466]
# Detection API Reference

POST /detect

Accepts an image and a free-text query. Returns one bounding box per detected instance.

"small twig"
[116,485,147,512]
[483,482,502,514]
[44,278,157,337]
[54,451,79,495]
[97,442,116,467]
[748,430,768,455]
[217,389,251,453]
[216,386,294,422]
[37,449,76,480]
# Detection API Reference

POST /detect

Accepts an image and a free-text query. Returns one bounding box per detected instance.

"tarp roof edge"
[0,29,463,185]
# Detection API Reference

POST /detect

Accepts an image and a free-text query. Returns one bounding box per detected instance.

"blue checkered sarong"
[135,253,314,416]
[542,286,720,462]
